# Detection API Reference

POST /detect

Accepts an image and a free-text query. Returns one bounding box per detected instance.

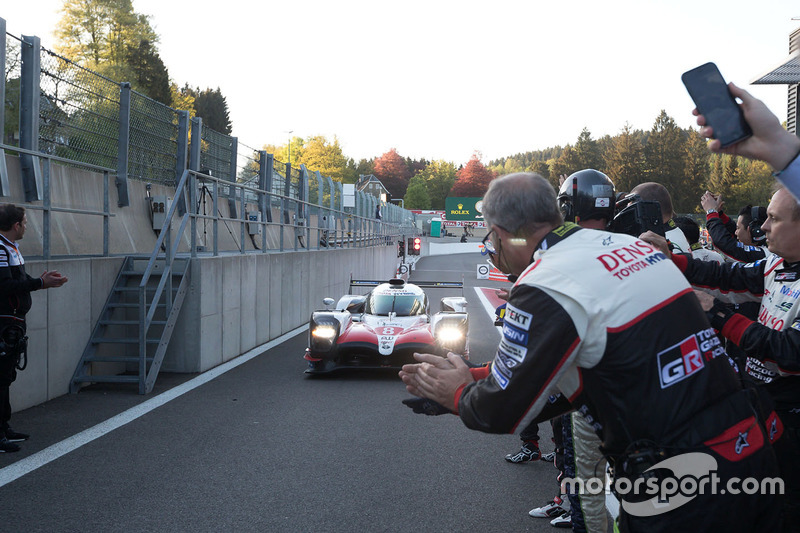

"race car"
[304,277,469,374]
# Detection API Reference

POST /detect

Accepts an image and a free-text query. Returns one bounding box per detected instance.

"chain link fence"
[129,91,178,185]
[1,20,418,248]
[38,46,120,169]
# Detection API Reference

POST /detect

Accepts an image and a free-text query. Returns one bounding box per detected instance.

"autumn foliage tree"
[373,148,411,198]
[450,154,496,197]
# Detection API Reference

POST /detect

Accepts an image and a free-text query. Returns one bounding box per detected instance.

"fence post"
[189,117,202,255]
[116,82,131,207]
[19,35,41,201]
[259,151,273,223]
[227,136,238,219]
[175,110,189,215]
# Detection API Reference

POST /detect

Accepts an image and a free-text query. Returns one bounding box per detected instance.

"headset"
[749,206,767,243]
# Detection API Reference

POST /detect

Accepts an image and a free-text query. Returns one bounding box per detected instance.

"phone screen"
[681,62,752,148]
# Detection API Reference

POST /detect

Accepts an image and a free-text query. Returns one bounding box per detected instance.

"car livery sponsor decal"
[596,240,669,281]
[502,323,529,345]
[504,304,532,331]
[657,328,724,389]
[377,326,403,355]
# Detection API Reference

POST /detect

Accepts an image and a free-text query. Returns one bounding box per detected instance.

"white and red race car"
[304,277,469,374]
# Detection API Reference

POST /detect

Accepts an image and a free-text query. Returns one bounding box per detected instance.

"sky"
[3,1,800,166]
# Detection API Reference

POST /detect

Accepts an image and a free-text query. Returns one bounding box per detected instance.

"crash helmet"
[557,169,615,223]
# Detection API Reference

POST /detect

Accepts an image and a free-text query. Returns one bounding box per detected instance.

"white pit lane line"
[473,285,620,521]
[0,325,308,488]
[472,286,503,334]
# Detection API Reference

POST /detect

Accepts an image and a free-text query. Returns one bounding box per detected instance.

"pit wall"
[4,154,398,411]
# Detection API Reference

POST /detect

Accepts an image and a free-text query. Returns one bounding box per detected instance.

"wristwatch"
[706,209,717,215]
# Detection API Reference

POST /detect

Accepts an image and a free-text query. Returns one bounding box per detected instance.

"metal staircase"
[70,256,191,394]
[71,168,196,394]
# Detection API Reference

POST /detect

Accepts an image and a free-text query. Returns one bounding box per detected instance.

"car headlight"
[312,326,337,340]
[436,327,463,344]
[310,324,338,351]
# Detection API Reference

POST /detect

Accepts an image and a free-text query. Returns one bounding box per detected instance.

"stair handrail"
[138,168,193,364]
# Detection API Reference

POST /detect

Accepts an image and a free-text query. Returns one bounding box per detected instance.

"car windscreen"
[366,293,426,316]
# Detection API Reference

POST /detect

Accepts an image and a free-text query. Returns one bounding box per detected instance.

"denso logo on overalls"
[657,334,706,389]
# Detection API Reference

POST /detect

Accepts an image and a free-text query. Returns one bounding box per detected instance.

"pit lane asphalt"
[0,245,576,532]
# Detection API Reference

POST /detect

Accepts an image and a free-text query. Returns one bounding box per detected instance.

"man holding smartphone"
[694,82,800,202]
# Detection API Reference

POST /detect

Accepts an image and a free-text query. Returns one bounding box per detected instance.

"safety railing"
[0,142,115,260]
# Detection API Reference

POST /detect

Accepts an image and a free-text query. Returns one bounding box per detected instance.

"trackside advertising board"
[445,197,484,221]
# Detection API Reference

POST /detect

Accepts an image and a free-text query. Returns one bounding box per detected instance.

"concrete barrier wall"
[3,154,400,412]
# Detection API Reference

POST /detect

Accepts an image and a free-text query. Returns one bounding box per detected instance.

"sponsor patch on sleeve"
[657,334,706,389]
[499,337,528,364]
[504,304,533,331]
[502,323,529,345]
[491,355,512,389]
[791,320,800,332]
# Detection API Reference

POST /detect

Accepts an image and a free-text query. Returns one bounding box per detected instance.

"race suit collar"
[534,222,582,254]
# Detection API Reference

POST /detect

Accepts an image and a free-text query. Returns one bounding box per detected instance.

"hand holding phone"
[682,62,752,148]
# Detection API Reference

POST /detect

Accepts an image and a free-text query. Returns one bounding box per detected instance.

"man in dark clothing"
[700,191,769,263]
[401,173,780,532]
[0,204,68,453]
[643,185,800,531]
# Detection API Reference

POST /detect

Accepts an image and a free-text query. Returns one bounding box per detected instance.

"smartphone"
[681,62,752,147]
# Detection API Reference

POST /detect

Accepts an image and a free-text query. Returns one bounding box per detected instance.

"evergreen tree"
[193,87,232,134]
[604,123,646,194]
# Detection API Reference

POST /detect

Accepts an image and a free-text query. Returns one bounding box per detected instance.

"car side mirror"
[323,297,335,309]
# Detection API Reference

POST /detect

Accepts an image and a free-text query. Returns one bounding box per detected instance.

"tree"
[642,110,687,210]
[373,148,411,198]
[418,160,457,209]
[573,128,603,171]
[193,87,232,134]
[604,123,646,194]
[550,145,581,183]
[404,174,431,210]
[450,154,496,197]
[294,135,349,182]
[529,160,551,184]
[125,35,170,104]
[682,129,711,212]
[54,0,170,101]
[170,83,196,115]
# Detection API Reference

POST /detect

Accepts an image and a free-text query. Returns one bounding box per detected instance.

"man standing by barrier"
[400,173,780,531]
[0,204,68,453]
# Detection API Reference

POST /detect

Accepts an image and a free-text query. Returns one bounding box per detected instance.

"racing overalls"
[673,252,800,528]
[705,211,769,263]
[456,224,780,532]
